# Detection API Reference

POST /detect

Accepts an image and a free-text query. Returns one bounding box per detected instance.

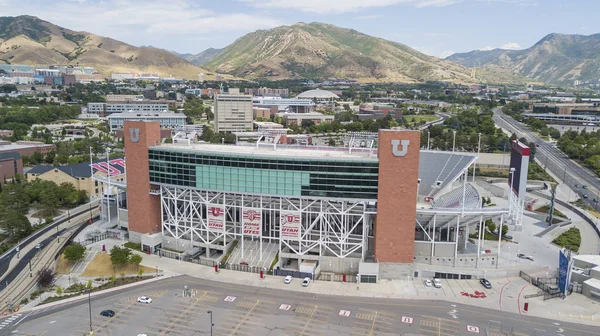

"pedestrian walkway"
[71,250,97,274]
[0,313,22,331]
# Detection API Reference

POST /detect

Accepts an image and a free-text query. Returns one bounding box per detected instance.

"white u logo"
[391,140,409,157]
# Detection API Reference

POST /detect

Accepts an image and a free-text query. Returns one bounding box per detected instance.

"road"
[493,108,600,209]
[4,275,598,336]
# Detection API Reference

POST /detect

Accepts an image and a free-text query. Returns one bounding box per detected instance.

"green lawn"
[553,228,580,252]
[536,205,568,219]
[406,115,439,124]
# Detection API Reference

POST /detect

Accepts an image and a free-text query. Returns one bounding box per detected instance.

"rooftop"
[152,143,378,161]
[296,89,339,99]
[0,142,54,151]
[108,112,186,118]
[573,254,600,267]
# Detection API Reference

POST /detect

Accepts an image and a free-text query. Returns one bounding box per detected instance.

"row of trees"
[557,129,600,176]
[0,180,88,239]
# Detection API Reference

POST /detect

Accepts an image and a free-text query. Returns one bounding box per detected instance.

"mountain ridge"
[447,33,600,84]
[0,15,212,80]
[202,22,482,83]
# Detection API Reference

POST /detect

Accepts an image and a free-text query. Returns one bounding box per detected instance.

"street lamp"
[207,310,213,336]
[473,133,481,182]
[88,289,93,335]
[104,148,112,224]
[427,131,430,151]
[452,130,456,152]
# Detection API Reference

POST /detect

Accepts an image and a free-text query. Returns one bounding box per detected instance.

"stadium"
[108,121,514,282]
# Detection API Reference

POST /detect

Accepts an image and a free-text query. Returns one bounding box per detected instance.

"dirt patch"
[55,254,75,275]
[81,252,156,277]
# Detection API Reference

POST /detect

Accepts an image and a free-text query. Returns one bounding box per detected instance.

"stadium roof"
[296,89,339,100]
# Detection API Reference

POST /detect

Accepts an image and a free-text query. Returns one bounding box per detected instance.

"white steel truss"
[160,186,369,259]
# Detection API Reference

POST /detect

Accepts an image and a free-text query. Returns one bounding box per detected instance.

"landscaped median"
[23,273,177,313]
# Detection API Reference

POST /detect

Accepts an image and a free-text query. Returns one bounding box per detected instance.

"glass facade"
[149,148,379,199]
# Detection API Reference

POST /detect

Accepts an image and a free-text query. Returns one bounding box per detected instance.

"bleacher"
[431,183,481,209]
[418,152,477,198]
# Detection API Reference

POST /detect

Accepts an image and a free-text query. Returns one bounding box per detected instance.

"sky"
[0,0,598,57]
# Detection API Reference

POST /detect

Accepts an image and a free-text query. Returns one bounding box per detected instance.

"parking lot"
[5,276,599,336]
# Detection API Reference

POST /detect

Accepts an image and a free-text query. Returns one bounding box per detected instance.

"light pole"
[88,289,93,335]
[473,133,481,182]
[427,131,430,151]
[509,167,516,217]
[207,310,213,336]
[106,148,112,224]
[452,130,456,152]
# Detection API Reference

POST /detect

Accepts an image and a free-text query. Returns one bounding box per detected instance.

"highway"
[493,108,600,209]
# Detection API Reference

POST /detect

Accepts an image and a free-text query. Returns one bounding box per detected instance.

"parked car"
[503,234,513,240]
[100,310,115,317]
[284,275,293,284]
[424,279,432,287]
[594,199,598,203]
[302,277,311,287]
[479,278,492,289]
[137,296,152,304]
[517,253,526,259]
[583,194,589,199]
[432,278,442,288]
[583,185,588,189]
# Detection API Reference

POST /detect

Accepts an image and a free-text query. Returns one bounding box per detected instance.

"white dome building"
[296,88,339,100]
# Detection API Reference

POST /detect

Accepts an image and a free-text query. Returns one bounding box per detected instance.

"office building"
[252,97,315,113]
[214,90,253,132]
[87,102,171,117]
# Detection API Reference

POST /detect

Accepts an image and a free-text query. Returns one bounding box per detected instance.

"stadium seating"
[431,183,481,209]
[418,152,476,198]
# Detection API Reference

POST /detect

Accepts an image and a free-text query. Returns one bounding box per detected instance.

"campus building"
[214,90,253,132]
[107,112,186,132]
[119,121,508,282]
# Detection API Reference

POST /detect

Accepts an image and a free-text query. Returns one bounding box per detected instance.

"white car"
[424,279,432,287]
[433,278,442,288]
[302,277,311,287]
[284,275,293,284]
[137,296,152,304]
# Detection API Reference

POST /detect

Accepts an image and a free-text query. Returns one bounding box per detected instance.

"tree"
[64,243,86,262]
[37,268,55,288]
[0,210,32,239]
[129,254,143,269]
[502,224,509,237]
[110,246,132,267]
[328,138,336,147]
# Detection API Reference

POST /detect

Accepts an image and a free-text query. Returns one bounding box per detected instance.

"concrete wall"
[378,262,414,279]
[118,209,128,228]
[413,254,498,269]
[434,243,455,257]
[477,181,508,198]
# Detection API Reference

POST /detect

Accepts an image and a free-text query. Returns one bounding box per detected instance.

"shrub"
[64,243,86,262]
[37,268,55,288]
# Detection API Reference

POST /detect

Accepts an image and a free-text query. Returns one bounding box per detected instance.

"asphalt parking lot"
[4,275,600,336]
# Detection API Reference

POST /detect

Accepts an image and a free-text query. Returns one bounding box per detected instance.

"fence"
[274,268,315,280]
[186,257,217,267]
[78,232,109,246]
[519,271,564,300]
[225,263,263,274]
[318,272,357,283]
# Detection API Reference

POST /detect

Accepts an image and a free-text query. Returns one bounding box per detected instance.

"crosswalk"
[0,313,22,330]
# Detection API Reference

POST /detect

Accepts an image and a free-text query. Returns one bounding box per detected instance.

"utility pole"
[207,310,213,336]
[88,289,93,334]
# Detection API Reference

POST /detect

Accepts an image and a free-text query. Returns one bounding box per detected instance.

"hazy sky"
[1,0,597,57]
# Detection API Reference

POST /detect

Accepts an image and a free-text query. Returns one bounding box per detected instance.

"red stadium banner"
[207,204,225,233]
[280,211,301,241]
[242,208,262,237]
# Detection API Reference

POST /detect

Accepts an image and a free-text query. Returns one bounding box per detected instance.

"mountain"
[203,22,478,83]
[447,33,600,84]
[0,15,213,80]
[186,48,223,66]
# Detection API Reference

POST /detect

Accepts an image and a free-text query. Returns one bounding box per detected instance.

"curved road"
[493,108,600,209]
